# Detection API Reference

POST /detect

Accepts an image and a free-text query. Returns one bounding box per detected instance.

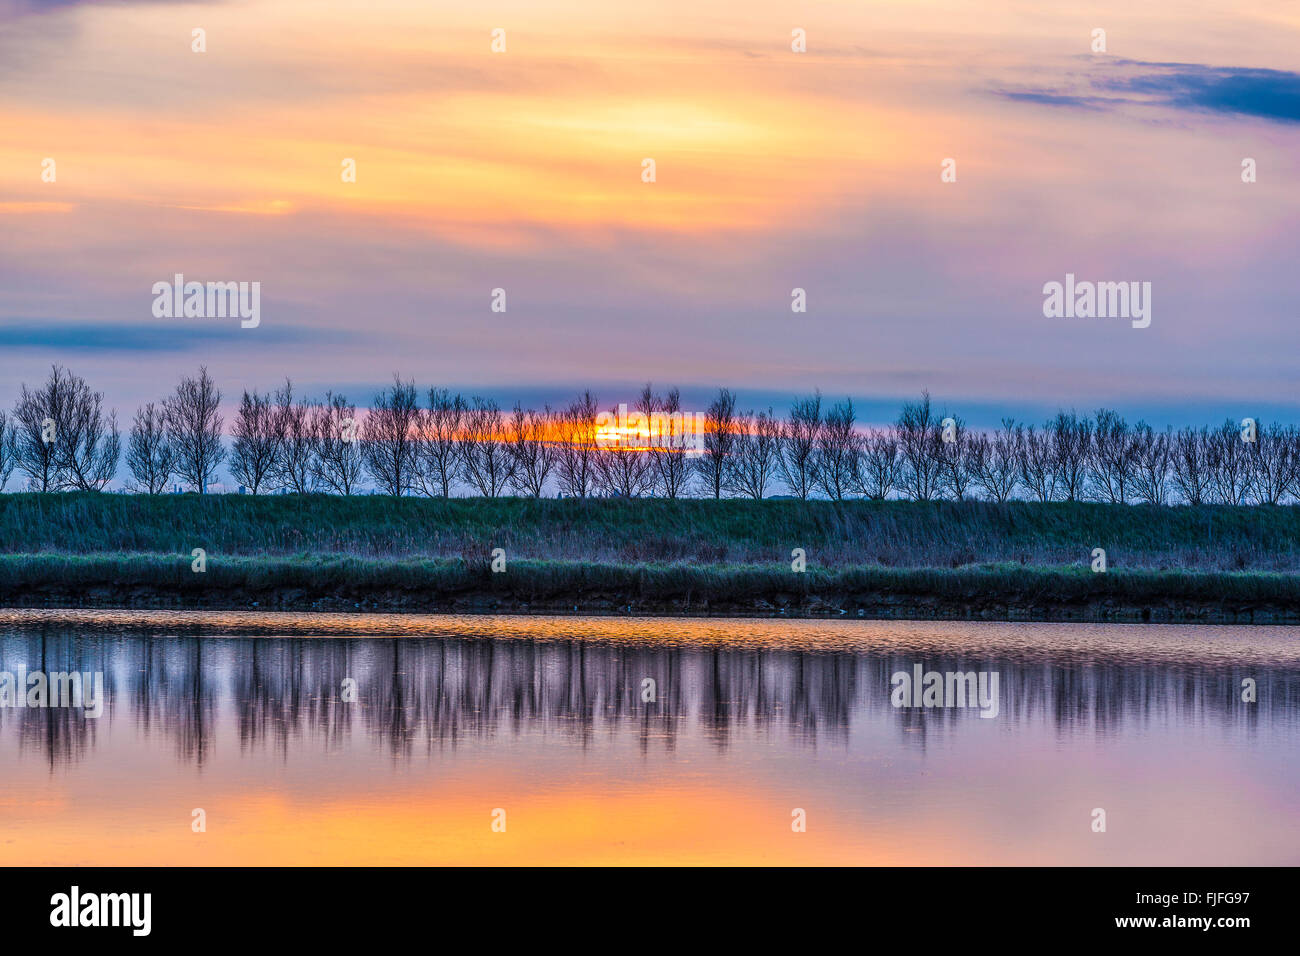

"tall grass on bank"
[0,492,1298,571]
[2,553,1297,618]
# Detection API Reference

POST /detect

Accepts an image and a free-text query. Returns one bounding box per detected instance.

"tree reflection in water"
[0,623,1295,769]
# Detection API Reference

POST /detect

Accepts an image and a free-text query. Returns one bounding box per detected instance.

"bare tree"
[1050,411,1092,502]
[778,393,821,500]
[1206,419,1253,505]
[416,388,465,498]
[644,386,692,499]
[730,407,781,500]
[507,403,556,498]
[13,365,77,491]
[1017,423,1056,502]
[270,379,316,493]
[934,412,975,501]
[594,401,654,498]
[897,391,943,501]
[1247,421,1298,505]
[695,387,737,499]
[554,391,600,498]
[459,396,515,497]
[814,398,860,500]
[1130,422,1172,505]
[0,410,17,491]
[310,392,364,495]
[41,368,120,491]
[229,389,279,494]
[164,367,225,493]
[859,427,900,500]
[362,376,420,496]
[1089,409,1138,503]
[1170,426,1211,506]
[127,401,177,494]
[971,419,1020,502]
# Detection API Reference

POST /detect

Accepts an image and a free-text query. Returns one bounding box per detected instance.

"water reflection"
[1,614,1295,769]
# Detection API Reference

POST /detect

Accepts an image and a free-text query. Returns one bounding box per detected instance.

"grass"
[1,552,1296,620]
[1,492,1298,571]
[1,494,1295,619]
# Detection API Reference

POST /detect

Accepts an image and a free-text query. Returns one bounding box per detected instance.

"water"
[0,609,1296,865]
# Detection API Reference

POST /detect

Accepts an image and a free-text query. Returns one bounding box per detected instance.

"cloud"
[995,60,1300,124]
[994,91,1113,111]
[0,320,356,353]
[1111,63,1300,123]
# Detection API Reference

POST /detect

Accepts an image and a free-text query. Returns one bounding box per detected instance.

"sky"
[1,0,1298,428]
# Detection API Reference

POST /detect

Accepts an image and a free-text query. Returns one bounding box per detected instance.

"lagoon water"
[0,609,1296,865]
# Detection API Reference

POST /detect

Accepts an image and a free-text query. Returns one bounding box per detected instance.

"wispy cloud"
[995,91,1113,111]
[995,59,1300,124]
[1110,62,1300,123]
[0,320,356,353]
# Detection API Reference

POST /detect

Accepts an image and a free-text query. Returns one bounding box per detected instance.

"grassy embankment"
[0,493,1297,621]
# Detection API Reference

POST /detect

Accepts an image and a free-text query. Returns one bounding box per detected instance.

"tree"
[643,386,692,499]
[362,376,420,496]
[507,403,556,498]
[54,370,120,491]
[1247,421,1298,505]
[554,391,600,498]
[696,387,737,498]
[270,379,316,493]
[897,391,943,501]
[730,408,781,500]
[1130,422,1172,506]
[127,402,177,494]
[417,388,465,498]
[1170,426,1211,506]
[1017,423,1056,502]
[164,367,225,493]
[859,427,900,500]
[1089,409,1139,503]
[778,393,821,500]
[970,419,1020,502]
[459,396,515,497]
[1050,411,1092,502]
[13,364,76,491]
[814,398,860,500]
[0,410,16,491]
[594,400,654,498]
[1206,419,1253,505]
[310,392,364,496]
[229,389,279,494]
[934,412,975,501]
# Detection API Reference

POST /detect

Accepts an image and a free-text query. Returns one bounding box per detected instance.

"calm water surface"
[0,609,1296,865]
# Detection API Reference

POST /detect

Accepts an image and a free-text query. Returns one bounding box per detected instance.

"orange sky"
[1,0,1298,423]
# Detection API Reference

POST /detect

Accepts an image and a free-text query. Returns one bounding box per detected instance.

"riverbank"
[3,492,1299,571]
[3,494,1298,622]
[2,553,1298,623]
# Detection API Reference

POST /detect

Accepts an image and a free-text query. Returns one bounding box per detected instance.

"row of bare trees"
[749,390,1300,506]
[2,367,1296,505]
[339,381,697,499]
